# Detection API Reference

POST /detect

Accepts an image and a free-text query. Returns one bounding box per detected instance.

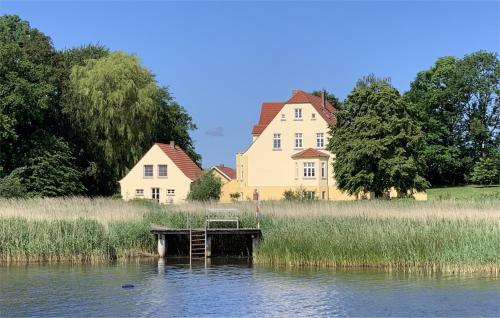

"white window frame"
[295,133,303,149]
[151,187,160,201]
[294,108,302,120]
[304,191,316,200]
[158,164,168,178]
[143,165,153,178]
[303,162,315,178]
[135,189,144,197]
[321,162,327,179]
[166,189,175,196]
[273,133,281,150]
[311,113,316,120]
[316,133,324,148]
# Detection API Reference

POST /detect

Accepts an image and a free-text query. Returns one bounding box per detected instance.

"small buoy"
[122,284,135,289]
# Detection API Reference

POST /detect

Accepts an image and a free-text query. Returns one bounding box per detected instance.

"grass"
[427,185,500,201]
[0,196,499,273]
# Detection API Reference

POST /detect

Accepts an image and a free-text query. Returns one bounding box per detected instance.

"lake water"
[0,259,498,317]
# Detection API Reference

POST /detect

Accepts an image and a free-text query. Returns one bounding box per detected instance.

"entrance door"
[152,187,160,202]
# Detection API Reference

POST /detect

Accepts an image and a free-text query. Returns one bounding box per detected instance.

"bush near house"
[187,171,222,201]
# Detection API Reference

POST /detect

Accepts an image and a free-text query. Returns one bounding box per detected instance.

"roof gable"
[252,90,336,136]
[156,143,202,181]
[287,91,336,125]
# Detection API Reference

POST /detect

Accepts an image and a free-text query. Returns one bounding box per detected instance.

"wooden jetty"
[150,208,262,263]
[151,225,262,259]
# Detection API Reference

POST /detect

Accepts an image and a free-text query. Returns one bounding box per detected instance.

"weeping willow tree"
[65,51,198,194]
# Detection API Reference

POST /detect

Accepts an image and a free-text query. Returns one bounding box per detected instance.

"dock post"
[251,235,259,258]
[158,234,166,257]
[206,235,212,257]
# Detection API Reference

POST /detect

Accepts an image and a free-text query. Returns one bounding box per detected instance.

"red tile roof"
[156,143,202,181]
[251,91,336,136]
[287,90,336,125]
[291,148,330,159]
[214,164,236,180]
[252,102,285,135]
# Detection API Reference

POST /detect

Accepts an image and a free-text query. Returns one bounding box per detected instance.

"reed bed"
[0,197,499,272]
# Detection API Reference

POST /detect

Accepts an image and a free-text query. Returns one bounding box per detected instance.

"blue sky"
[1,1,499,168]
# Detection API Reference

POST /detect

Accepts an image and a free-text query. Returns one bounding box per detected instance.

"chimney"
[321,90,326,112]
[170,140,175,148]
[220,164,224,167]
[292,89,300,96]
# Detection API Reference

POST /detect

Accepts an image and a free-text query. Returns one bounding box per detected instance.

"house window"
[273,133,281,150]
[303,162,315,178]
[166,189,175,195]
[294,108,302,119]
[144,165,153,178]
[321,162,327,179]
[304,191,316,199]
[316,133,324,148]
[135,189,144,197]
[311,113,316,120]
[295,133,303,148]
[151,187,160,201]
[322,191,326,199]
[158,165,168,177]
[281,113,286,121]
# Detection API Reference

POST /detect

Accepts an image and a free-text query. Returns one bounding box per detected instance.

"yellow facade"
[119,144,194,204]
[220,93,427,203]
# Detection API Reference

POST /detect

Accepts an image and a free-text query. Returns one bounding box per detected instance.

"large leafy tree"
[0,15,85,196]
[0,15,58,173]
[458,51,499,163]
[406,51,499,186]
[65,51,199,194]
[328,75,427,198]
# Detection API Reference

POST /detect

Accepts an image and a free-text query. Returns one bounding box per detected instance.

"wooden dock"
[151,225,262,260]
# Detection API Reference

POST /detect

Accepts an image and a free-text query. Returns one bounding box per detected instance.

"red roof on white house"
[252,90,336,135]
[156,142,202,181]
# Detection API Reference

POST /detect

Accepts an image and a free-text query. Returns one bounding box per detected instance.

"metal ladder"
[189,227,207,267]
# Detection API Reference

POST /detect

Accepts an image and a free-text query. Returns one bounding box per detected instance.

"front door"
[152,187,160,202]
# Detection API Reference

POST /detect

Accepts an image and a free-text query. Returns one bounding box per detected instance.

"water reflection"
[0,259,498,317]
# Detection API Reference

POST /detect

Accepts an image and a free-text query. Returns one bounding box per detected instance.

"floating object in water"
[122,284,135,289]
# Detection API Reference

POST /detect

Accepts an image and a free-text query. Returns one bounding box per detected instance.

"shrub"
[470,157,499,185]
[229,192,241,201]
[187,171,222,201]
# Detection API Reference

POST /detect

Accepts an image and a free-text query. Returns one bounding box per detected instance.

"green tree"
[187,172,222,201]
[458,51,500,163]
[406,51,500,186]
[0,15,86,197]
[470,157,499,185]
[328,75,428,198]
[0,15,59,172]
[65,51,199,194]
[312,89,342,109]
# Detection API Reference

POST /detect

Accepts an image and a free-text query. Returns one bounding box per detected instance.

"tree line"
[323,51,499,197]
[0,15,200,197]
[0,15,498,200]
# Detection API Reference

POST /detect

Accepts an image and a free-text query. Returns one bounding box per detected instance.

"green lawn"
[427,185,500,200]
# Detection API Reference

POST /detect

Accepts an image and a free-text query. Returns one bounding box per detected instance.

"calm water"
[0,259,498,317]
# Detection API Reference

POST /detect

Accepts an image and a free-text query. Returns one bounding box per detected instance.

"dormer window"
[294,108,302,120]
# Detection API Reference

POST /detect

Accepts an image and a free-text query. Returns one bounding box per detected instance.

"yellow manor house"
[219,90,427,203]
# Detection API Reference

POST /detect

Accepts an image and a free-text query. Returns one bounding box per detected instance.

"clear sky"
[1,1,499,168]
